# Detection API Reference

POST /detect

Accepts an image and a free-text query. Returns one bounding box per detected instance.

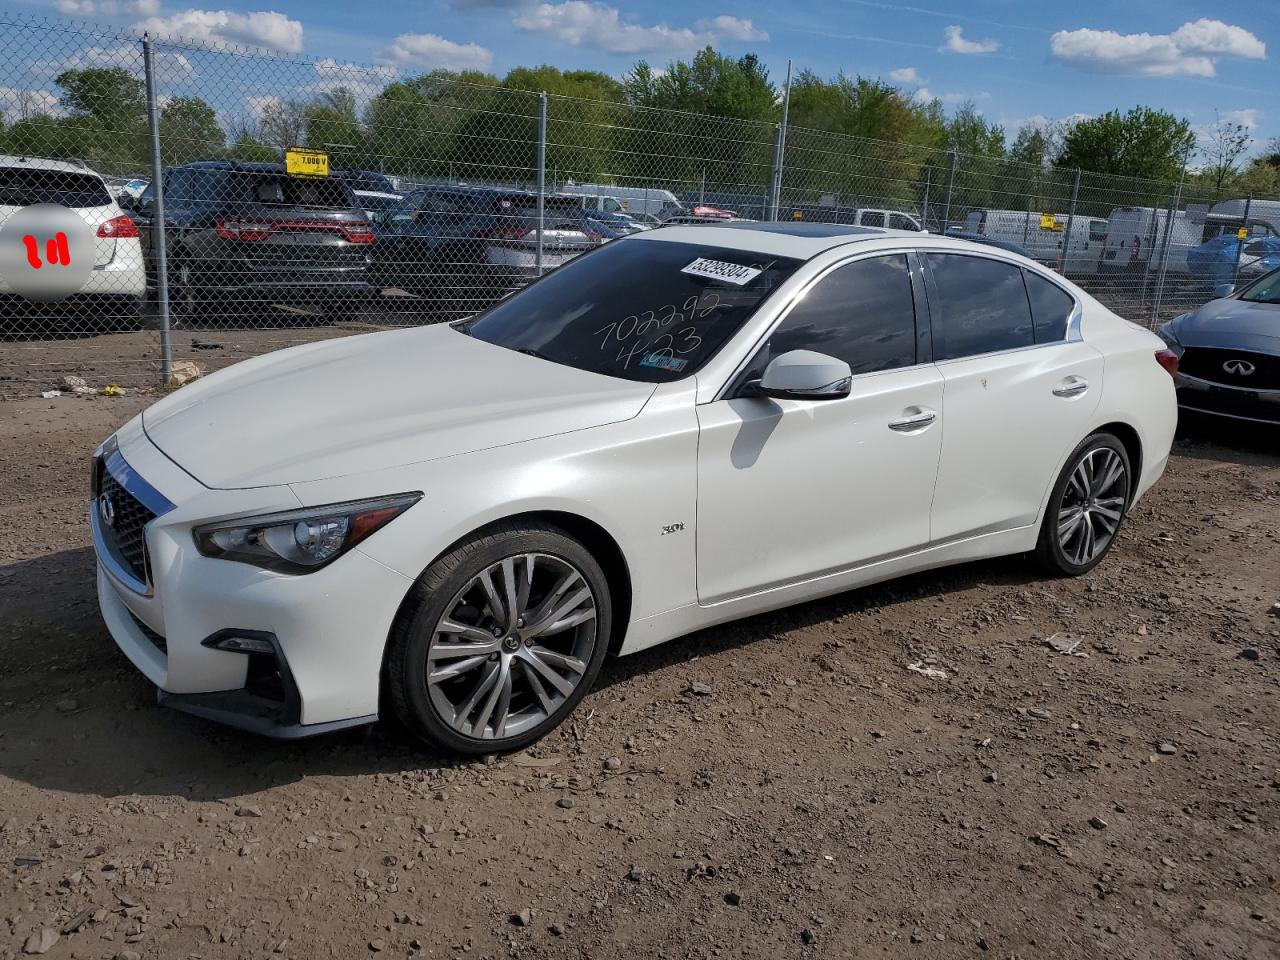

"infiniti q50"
[91,223,1177,754]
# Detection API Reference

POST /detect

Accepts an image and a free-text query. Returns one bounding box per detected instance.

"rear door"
[924,253,1102,542]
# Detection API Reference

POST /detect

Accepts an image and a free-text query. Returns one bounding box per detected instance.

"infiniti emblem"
[1222,359,1256,376]
[98,492,116,528]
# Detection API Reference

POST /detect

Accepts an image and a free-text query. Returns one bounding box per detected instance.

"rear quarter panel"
[1080,299,1177,504]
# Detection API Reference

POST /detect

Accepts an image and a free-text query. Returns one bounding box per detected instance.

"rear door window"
[751,254,917,378]
[860,211,886,228]
[927,253,1035,360]
[0,168,110,207]
[1023,270,1075,343]
[888,213,917,231]
[225,172,354,209]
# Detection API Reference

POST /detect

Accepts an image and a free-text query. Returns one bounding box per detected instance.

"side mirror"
[751,350,852,401]
[117,192,136,211]
[1214,281,1236,298]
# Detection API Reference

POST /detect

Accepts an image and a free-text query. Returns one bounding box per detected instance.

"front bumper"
[92,420,413,737]
[1174,373,1280,425]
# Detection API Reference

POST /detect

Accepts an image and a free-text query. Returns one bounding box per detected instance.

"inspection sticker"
[680,257,761,286]
[639,353,688,372]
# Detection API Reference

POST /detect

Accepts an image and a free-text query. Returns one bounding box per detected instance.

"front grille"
[99,468,157,584]
[1179,347,1280,389]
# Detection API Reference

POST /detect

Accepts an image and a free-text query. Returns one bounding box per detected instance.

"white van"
[850,208,924,231]
[1099,207,1202,277]
[964,209,1106,276]
[561,182,686,221]
[1207,198,1280,235]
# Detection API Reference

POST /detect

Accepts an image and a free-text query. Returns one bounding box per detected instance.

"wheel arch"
[1093,420,1143,504]
[384,510,634,670]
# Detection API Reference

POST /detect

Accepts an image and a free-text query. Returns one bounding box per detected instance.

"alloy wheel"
[425,553,598,741]
[1056,447,1128,566]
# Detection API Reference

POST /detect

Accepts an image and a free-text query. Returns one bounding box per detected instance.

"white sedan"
[91,224,1177,753]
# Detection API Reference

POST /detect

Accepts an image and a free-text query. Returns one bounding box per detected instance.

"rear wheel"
[387,521,611,754]
[1034,433,1132,576]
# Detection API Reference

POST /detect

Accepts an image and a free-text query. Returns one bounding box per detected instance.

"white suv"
[0,155,145,327]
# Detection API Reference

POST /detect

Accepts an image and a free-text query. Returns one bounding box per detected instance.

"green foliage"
[625,47,776,122]
[1055,107,1194,183]
[159,96,225,165]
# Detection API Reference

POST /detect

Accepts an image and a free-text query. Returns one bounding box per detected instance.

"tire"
[1034,432,1132,577]
[386,521,612,754]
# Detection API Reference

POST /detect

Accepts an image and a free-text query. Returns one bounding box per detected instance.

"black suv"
[128,161,375,320]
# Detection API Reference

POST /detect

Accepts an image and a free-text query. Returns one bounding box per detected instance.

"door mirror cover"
[757,350,853,401]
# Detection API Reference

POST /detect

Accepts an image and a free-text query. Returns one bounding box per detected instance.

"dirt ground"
[1,390,1278,960]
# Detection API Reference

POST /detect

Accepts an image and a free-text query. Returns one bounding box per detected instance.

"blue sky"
[21,0,1279,149]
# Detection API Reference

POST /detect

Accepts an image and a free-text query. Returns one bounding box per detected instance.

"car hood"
[1170,297,1280,352]
[142,325,657,489]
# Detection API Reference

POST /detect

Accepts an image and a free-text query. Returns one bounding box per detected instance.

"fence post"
[768,58,792,222]
[920,166,931,231]
[1151,162,1187,325]
[940,150,957,232]
[1058,168,1081,274]
[142,36,171,385]
[1231,195,1252,289]
[536,91,547,277]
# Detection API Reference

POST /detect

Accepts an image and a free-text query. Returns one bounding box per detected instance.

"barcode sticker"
[680,258,762,286]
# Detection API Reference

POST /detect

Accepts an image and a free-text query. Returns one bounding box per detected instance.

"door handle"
[1052,376,1089,399]
[888,409,937,433]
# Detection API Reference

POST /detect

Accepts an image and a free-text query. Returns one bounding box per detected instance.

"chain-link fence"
[2,11,1278,396]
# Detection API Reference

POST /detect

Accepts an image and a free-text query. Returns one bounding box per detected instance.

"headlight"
[1156,321,1184,353]
[194,493,421,574]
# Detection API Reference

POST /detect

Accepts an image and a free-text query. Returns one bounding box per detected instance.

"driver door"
[695,253,944,604]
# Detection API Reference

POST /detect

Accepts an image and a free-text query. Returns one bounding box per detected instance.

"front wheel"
[386,522,612,754]
[1034,433,1132,576]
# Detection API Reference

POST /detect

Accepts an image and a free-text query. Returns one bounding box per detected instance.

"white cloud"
[245,94,280,119]
[308,59,399,103]
[0,87,62,122]
[56,0,160,14]
[1220,107,1258,129]
[695,15,767,42]
[515,2,764,55]
[133,9,304,54]
[382,33,494,71]
[32,44,196,83]
[911,87,987,106]
[1049,19,1265,78]
[515,2,697,54]
[889,66,922,85]
[942,25,999,55]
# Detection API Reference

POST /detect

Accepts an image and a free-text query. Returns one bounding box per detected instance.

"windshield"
[1238,268,1280,305]
[465,238,803,383]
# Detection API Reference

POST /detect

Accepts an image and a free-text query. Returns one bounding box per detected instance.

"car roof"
[634,222,1051,265]
[0,154,102,176]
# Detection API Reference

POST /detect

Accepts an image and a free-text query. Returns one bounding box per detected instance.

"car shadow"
[0,545,1039,802]
[1173,414,1280,467]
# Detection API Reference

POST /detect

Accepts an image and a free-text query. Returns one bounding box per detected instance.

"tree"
[159,96,225,164]
[944,102,1005,157]
[502,66,624,102]
[1055,107,1194,182]
[53,67,149,173]
[305,87,366,165]
[625,47,776,122]
[55,67,145,131]
[1010,123,1050,167]
[1263,137,1280,170]
[257,97,308,148]
[1200,110,1252,199]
